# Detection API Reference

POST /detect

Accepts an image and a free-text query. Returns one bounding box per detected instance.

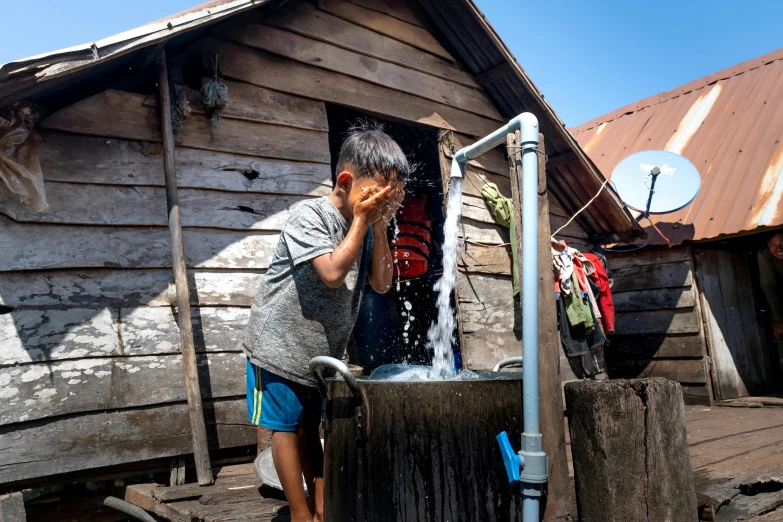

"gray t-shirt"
[242,196,372,386]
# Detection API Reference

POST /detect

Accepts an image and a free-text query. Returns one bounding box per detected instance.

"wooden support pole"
[565,378,697,522]
[508,132,571,520]
[156,49,214,486]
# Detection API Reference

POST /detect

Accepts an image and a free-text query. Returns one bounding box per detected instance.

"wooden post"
[508,132,571,521]
[0,492,26,522]
[156,49,214,486]
[565,378,697,522]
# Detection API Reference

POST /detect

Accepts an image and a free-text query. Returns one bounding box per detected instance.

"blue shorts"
[246,359,322,432]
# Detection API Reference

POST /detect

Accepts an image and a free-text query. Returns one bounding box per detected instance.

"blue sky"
[1,1,781,126]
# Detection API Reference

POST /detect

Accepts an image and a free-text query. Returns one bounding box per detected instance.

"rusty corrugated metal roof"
[571,47,783,244]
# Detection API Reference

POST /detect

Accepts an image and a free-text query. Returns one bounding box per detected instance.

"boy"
[242,127,407,522]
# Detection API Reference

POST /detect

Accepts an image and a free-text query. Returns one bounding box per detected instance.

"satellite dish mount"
[637,165,662,222]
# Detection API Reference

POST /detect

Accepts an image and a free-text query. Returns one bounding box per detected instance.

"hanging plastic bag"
[0,102,48,213]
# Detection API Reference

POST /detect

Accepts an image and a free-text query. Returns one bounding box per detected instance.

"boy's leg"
[271,430,313,522]
[297,392,324,521]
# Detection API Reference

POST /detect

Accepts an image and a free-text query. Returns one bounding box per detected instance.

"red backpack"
[391,195,431,279]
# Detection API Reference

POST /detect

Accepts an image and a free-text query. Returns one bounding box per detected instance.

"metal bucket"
[316,363,523,521]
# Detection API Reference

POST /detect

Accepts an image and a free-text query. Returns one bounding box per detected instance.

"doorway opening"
[694,229,783,400]
[325,104,455,371]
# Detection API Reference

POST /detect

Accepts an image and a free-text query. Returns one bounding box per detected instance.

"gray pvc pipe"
[450,113,545,522]
[82,494,158,522]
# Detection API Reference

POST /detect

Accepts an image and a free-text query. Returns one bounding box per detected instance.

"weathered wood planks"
[1,307,248,365]
[216,24,499,119]
[613,286,696,312]
[0,398,254,486]
[605,358,707,383]
[142,79,328,131]
[0,352,245,425]
[608,333,704,359]
[0,180,309,230]
[0,217,278,271]
[456,272,519,369]
[265,2,477,88]
[346,0,425,27]
[38,131,332,197]
[318,0,453,60]
[0,269,261,308]
[611,260,693,292]
[195,37,499,138]
[614,308,701,334]
[41,90,331,163]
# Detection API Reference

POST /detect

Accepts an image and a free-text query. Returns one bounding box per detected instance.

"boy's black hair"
[336,124,410,182]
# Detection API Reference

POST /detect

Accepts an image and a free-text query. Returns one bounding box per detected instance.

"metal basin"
[322,372,523,521]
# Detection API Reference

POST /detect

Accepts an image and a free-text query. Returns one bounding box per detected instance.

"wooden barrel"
[323,376,523,521]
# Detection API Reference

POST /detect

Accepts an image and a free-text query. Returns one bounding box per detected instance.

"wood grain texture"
[0,492,26,522]
[456,272,519,369]
[214,23,500,119]
[142,78,329,131]
[605,358,707,383]
[608,333,704,359]
[0,180,309,230]
[441,132,509,177]
[264,2,476,87]
[41,90,331,163]
[346,0,425,27]
[459,244,512,276]
[0,269,261,308]
[0,398,254,486]
[195,37,499,138]
[614,308,701,334]
[38,130,332,197]
[613,286,696,312]
[0,218,279,271]
[565,378,697,522]
[608,244,692,270]
[695,250,773,400]
[0,352,245,425]
[318,0,453,60]
[612,260,693,292]
[1,306,248,365]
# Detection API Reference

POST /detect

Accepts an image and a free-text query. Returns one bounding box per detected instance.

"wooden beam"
[0,492,26,522]
[508,132,571,521]
[474,61,513,86]
[156,49,213,486]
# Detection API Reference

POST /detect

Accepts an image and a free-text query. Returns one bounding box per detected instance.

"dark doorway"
[694,231,782,399]
[325,104,452,370]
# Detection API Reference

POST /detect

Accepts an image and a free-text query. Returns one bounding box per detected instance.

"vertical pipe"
[156,50,214,486]
[519,117,541,522]
[520,117,540,436]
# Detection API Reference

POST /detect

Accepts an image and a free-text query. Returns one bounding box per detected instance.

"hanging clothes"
[584,252,616,334]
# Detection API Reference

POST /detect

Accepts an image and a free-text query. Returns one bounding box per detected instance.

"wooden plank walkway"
[127,403,783,522]
[126,463,291,522]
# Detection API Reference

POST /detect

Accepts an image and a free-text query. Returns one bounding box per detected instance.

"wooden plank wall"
[437,133,593,369]
[0,0,526,485]
[606,245,712,404]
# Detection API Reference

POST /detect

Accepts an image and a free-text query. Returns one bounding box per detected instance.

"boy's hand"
[354,185,391,225]
[374,187,405,234]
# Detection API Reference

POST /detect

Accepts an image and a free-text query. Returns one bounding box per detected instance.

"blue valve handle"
[496,431,522,484]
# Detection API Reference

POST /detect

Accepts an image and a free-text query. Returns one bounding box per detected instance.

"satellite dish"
[610,150,701,216]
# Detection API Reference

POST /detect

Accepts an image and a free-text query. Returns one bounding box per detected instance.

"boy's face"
[337,169,404,221]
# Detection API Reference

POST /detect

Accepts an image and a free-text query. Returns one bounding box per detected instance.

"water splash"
[369,364,479,382]
[427,177,463,378]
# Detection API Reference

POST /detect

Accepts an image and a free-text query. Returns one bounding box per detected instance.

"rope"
[551,177,611,237]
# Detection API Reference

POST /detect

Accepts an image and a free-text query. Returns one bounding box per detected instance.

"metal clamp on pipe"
[492,356,524,372]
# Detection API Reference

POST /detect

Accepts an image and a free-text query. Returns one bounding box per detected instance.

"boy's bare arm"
[312,187,390,288]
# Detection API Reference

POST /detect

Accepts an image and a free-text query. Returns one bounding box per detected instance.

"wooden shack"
[571,48,783,405]
[0,0,641,504]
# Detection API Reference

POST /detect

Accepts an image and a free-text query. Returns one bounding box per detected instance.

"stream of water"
[426,176,463,379]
